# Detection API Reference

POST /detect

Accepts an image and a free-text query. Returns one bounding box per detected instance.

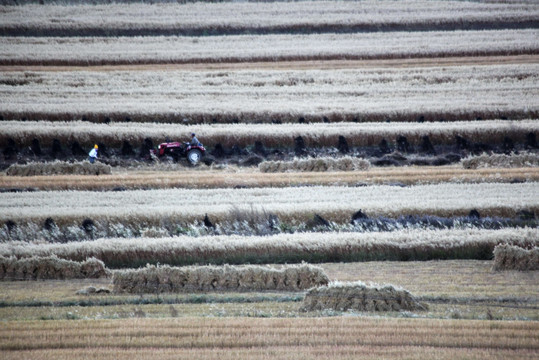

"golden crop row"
[1,119,537,148]
[1,182,537,225]
[1,63,538,123]
[2,30,538,66]
[2,228,537,267]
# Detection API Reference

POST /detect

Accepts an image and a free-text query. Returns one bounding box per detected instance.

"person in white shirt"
[88,144,98,163]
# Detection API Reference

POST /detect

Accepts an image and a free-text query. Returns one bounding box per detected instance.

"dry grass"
[259,157,370,173]
[1,166,538,191]
[0,259,536,324]
[301,281,425,312]
[2,346,536,360]
[1,260,536,302]
[1,64,538,123]
[2,0,537,36]
[0,317,537,359]
[320,260,539,299]
[1,183,537,227]
[5,160,111,176]
[493,244,539,271]
[2,30,538,66]
[2,228,537,267]
[113,263,329,294]
[462,153,539,169]
[0,278,114,303]
[1,119,537,148]
[0,259,537,322]
[0,255,110,280]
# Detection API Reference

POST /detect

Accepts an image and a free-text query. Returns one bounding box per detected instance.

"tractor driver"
[190,133,201,146]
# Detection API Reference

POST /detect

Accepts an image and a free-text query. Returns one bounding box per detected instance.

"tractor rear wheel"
[187,149,202,165]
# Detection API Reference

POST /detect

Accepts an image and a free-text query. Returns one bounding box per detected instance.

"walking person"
[88,144,98,163]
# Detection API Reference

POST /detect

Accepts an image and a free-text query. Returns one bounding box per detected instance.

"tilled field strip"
[0,318,537,355]
[1,167,538,191]
[1,182,537,224]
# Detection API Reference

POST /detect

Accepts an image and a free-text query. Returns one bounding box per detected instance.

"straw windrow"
[462,153,539,169]
[0,255,110,280]
[112,263,329,293]
[300,281,426,312]
[492,244,539,271]
[5,161,112,176]
[259,157,370,173]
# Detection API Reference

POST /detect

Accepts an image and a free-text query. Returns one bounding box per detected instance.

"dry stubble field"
[1,1,538,359]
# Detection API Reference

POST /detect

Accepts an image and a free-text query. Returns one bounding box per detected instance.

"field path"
[1,54,537,72]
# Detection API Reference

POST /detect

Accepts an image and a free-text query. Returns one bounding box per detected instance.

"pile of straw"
[113,263,329,294]
[300,281,426,312]
[76,286,111,295]
[259,156,370,173]
[5,160,112,176]
[0,255,110,280]
[492,244,539,271]
[461,152,539,169]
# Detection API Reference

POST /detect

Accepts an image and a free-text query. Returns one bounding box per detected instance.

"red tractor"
[150,141,206,165]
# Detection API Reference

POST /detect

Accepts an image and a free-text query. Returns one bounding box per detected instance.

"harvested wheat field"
[2,64,538,122]
[1,183,537,229]
[1,318,538,360]
[1,166,539,191]
[0,0,538,359]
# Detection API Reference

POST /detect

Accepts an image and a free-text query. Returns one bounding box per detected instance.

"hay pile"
[461,152,539,169]
[113,263,329,294]
[5,160,112,176]
[0,255,110,280]
[300,281,426,312]
[492,244,539,271]
[259,156,370,173]
[76,286,111,295]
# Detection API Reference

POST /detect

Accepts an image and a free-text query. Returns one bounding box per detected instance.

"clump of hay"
[461,152,539,169]
[492,244,539,271]
[0,255,110,280]
[259,156,370,173]
[300,281,426,312]
[5,160,112,176]
[113,263,329,294]
[76,286,111,295]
